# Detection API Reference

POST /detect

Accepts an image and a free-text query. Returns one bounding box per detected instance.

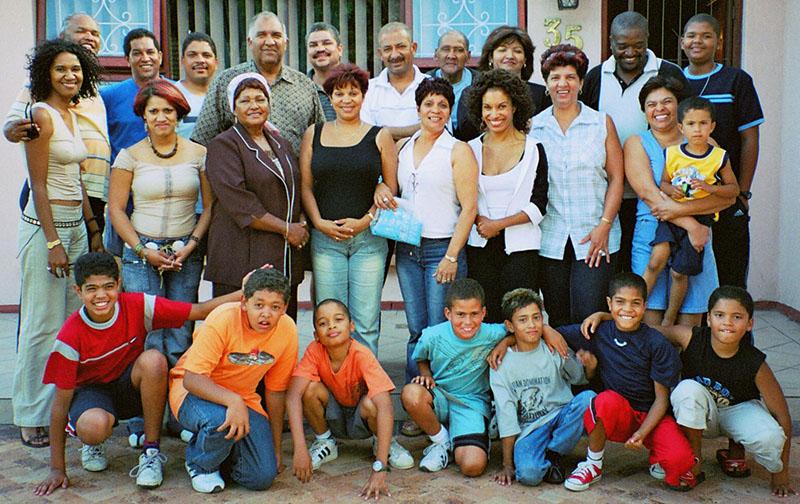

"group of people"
[5,4,788,500]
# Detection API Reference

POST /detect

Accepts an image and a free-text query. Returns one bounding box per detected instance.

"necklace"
[148,135,178,159]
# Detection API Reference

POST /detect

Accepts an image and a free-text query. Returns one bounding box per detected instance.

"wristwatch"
[740,190,753,200]
[444,254,457,264]
[372,460,390,473]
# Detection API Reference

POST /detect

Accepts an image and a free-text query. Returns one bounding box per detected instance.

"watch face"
[372,460,384,472]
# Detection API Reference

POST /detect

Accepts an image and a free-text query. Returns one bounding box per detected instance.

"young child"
[556,272,697,492]
[34,252,242,496]
[490,288,597,487]
[168,268,299,494]
[644,96,739,325]
[287,299,414,499]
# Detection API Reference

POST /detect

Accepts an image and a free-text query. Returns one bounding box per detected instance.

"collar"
[601,48,659,76]
[432,68,471,85]
[538,102,597,130]
[374,65,426,89]
[79,301,120,330]
[683,62,723,79]
[252,61,295,85]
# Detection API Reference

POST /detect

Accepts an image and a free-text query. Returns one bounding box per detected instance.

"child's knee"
[400,383,428,410]
[358,396,378,421]
[76,408,114,444]
[670,269,686,282]
[744,423,786,463]
[457,453,487,477]
[136,349,167,376]
[670,380,712,428]
[302,381,328,406]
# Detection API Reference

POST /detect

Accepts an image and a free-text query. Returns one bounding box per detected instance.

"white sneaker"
[129,448,167,488]
[309,437,338,470]
[185,463,225,493]
[649,462,666,480]
[80,443,108,472]
[373,437,414,469]
[128,431,144,448]
[419,441,451,472]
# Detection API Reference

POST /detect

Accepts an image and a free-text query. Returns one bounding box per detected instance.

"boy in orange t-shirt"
[287,299,414,500]
[169,269,298,494]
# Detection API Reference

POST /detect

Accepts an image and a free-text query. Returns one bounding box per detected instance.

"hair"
[465,69,535,133]
[133,79,191,120]
[74,252,120,286]
[540,44,589,81]
[322,63,370,96]
[27,39,102,103]
[477,26,536,81]
[306,22,341,46]
[437,29,469,51]
[123,28,160,57]
[233,77,270,106]
[684,13,721,37]
[638,75,687,112]
[445,278,486,308]
[678,95,715,123]
[378,22,412,43]
[501,288,544,323]
[610,11,649,38]
[59,12,94,36]
[181,31,217,57]
[313,298,351,322]
[243,268,291,302]
[415,77,455,109]
[608,272,647,299]
[248,11,287,40]
[708,286,754,319]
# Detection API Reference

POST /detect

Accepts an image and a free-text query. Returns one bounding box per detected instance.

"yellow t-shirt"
[665,143,728,202]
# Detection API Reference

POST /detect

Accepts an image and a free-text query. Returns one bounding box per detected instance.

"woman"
[464,69,548,322]
[625,75,733,327]
[205,73,308,319]
[299,64,397,355]
[15,39,103,447]
[454,26,550,142]
[529,44,624,329]
[108,80,210,366]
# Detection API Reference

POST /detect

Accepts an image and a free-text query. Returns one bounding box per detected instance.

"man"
[360,22,428,140]
[306,22,343,121]
[175,32,218,139]
[4,13,110,234]
[581,12,689,273]
[427,29,476,132]
[191,11,324,155]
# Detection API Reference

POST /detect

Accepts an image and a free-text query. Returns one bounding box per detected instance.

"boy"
[556,272,697,491]
[34,252,242,496]
[644,96,739,325]
[287,299,414,500]
[681,14,764,289]
[169,268,299,494]
[490,288,597,487]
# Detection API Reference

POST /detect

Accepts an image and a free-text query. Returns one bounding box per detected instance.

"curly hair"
[540,44,589,81]
[322,63,370,96]
[465,69,534,133]
[415,77,455,109]
[638,75,687,112]
[477,26,536,81]
[133,79,191,120]
[27,39,102,103]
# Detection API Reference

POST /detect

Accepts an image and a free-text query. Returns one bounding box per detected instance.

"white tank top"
[33,102,87,201]
[397,130,460,239]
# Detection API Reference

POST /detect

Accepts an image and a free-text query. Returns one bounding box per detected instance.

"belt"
[22,213,84,228]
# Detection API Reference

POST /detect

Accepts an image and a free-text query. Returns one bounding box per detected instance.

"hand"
[217,398,249,441]
[576,349,597,375]
[411,375,436,389]
[650,193,683,221]
[360,470,390,500]
[434,257,458,284]
[47,245,70,278]
[89,231,104,253]
[6,118,38,143]
[336,217,369,236]
[771,472,796,497]
[487,341,509,370]
[581,312,607,339]
[686,223,709,254]
[374,183,397,210]
[34,468,68,496]
[286,222,309,248]
[624,431,645,450]
[475,216,502,239]
[667,184,686,200]
[542,329,569,358]
[241,263,274,289]
[689,178,715,194]
[579,224,611,268]
[293,449,313,482]
[494,465,515,486]
[142,247,173,270]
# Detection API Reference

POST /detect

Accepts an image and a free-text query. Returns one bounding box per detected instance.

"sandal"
[666,469,706,491]
[716,448,751,478]
[20,427,50,448]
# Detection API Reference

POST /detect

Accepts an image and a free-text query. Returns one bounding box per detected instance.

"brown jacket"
[205,122,303,287]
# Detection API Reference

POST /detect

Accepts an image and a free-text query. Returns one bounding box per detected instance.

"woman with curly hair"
[14,39,103,447]
[464,69,549,322]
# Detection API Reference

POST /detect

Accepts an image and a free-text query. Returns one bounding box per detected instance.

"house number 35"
[544,18,584,49]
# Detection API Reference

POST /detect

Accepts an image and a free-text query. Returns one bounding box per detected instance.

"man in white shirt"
[175,32,218,140]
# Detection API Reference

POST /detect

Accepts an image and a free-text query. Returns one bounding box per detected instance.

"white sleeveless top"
[397,130,460,239]
[33,102,87,201]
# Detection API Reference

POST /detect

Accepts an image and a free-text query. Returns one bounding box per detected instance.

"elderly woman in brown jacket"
[205,73,309,318]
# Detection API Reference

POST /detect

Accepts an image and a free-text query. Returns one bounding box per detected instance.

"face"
[610,27,648,74]
[606,286,646,332]
[50,52,83,100]
[491,39,525,76]
[242,289,287,333]
[378,29,416,78]
[127,36,162,82]
[481,87,515,134]
[234,87,270,128]
[434,32,469,78]
[181,40,218,86]
[248,15,288,69]
[681,21,718,65]
[417,93,451,133]
[74,275,119,323]
[330,82,364,122]
[644,88,678,132]
[504,303,543,346]
[546,65,582,108]
[678,108,715,145]
[445,298,486,340]
[313,303,354,347]
[63,15,101,54]
[143,95,178,137]
[707,298,754,346]
[307,30,342,72]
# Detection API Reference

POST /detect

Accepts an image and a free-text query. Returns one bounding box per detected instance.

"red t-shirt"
[43,292,191,389]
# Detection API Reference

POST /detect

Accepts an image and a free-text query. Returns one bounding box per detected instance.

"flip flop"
[716,448,751,478]
[666,469,706,491]
[20,427,50,448]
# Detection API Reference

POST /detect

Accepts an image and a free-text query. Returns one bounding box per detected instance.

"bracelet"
[189,235,201,244]
[134,242,145,258]
[444,254,457,264]
[600,217,612,226]
[46,238,62,250]
[284,222,290,239]
[367,211,375,221]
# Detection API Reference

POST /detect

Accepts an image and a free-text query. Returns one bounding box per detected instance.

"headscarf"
[227,72,271,112]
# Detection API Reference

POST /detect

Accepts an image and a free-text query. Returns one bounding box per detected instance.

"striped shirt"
[308,69,337,121]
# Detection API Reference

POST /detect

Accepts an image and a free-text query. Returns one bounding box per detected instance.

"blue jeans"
[395,238,467,382]
[514,390,595,486]
[178,394,277,490]
[311,228,387,355]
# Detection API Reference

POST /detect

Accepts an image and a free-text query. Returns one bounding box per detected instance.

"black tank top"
[311,123,382,221]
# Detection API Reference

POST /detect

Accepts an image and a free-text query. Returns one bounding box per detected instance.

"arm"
[625,381,670,449]
[755,362,794,496]
[649,324,693,351]
[411,360,435,389]
[737,126,759,210]
[80,179,102,252]
[494,436,517,486]
[489,367,519,486]
[487,335,516,370]
[386,124,420,141]
[265,390,287,471]
[175,156,214,265]
[33,388,73,496]
[187,290,242,320]
[690,158,739,198]
[360,391,394,500]
[183,370,250,441]
[287,376,313,482]
[4,88,36,143]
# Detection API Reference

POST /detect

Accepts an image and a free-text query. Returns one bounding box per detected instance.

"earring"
[579,88,583,96]
[488,61,493,68]
[544,87,549,96]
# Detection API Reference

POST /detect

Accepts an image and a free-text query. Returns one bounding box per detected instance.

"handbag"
[370,197,423,246]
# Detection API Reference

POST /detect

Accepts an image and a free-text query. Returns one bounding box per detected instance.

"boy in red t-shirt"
[287,299,414,500]
[34,252,242,496]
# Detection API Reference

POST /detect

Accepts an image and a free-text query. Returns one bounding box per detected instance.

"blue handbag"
[370,197,423,246]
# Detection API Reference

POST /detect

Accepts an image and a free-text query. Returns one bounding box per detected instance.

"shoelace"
[129,451,168,477]
[82,444,103,458]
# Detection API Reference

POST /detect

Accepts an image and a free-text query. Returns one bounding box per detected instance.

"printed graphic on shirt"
[228,349,275,366]
[691,374,733,406]
[671,166,704,198]
[512,376,552,423]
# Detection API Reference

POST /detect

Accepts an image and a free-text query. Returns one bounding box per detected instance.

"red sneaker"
[564,461,602,491]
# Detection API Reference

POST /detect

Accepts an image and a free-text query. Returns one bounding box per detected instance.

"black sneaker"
[543,450,565,484]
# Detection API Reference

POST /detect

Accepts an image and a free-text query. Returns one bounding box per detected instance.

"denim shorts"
[66,362,141,435]
[326,393,372,440]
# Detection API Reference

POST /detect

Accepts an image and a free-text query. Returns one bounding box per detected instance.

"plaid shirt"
[191,61,324,156]
[529,104,621,261]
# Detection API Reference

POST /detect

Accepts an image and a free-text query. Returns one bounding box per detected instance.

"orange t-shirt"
[292,339,395,408]
[169,302,298,418]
